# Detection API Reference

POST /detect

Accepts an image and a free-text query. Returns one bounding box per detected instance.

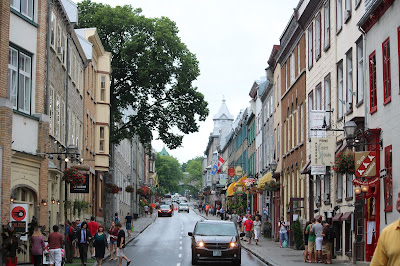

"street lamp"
[269,161,278,175]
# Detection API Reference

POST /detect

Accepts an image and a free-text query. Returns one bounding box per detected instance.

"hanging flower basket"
[333,149,355,174]
[137,186,151,198]
[63,168,86,187]
[105,183,120,194]
[264,181,280,192]
[125,185,135,193]
[140,198,148,207]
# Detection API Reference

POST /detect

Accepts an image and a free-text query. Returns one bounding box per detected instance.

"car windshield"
[195,223,237,236]
[180,203,188,206]
[160,205,170,209]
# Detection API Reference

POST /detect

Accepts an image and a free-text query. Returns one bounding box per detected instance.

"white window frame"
[337,61,344,119]
[336,0,343,32]
[344,0,352,21]
[337,173,343,200]
[346,49,353,112]
[49,87,54,135]
[50,11,56,48]
[356,39,364,104]
[290,53,295,84]
[324,74,331,127]
[11,0,33,20]
[308,91,314,139]
[315,12,321,60]
[308,23,313,69]
[99,126,105,152]
[324,0,330,49]
[346,173,353,198]
[316,84,322,110]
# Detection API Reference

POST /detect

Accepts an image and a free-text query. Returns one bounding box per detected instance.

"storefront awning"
[341,212,352,221]
[226,182,236,197]
[301,160,311,174]
[332,213,343,222]
[257,172,274,189]
[315,215,322,221]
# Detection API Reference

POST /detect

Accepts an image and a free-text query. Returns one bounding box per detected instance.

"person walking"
[69,221,78,259]
[31,226,45,266]
[116,223,131,266]
[48,225,63,266]
[306,219,317,263]
[231,211,238,227]
[321,220,333,264]
[312,219,323,263]
[87,216,99,259]
[64,220,73,263]
[243,215,254,244]
[75,219,81,258]
[114,213,120,224]
[125,213,133,237]
[93,225,108,266]
[76,222,92,266]
[253,215,262,245]
[205,204,209,216]
[237,214,243,234]
[303,221,311,263]
[278,217,288,248]
[220,206,224,220]
[144,205,149,217]
[108,221,118,261]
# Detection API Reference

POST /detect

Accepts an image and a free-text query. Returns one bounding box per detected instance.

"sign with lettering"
[235,166,243,176]
[311,137,335,166]
[10,203,28,241]
[310,110,327,138]
[355,151,376,177]
[70,174,89,193]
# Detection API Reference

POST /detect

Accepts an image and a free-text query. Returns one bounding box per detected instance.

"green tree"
[78,0,209,149]
[181,156,203,197]
[155,154,183,194]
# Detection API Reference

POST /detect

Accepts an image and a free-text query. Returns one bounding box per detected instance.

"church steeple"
[159,146,169,156]
[212,98,233,136]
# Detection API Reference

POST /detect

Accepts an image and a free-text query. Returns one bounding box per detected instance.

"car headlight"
[230,242,237,248]
[197,241,205,247]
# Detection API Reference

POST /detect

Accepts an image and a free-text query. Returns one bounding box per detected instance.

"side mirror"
[188,232,193,236]
[239,232,245,237]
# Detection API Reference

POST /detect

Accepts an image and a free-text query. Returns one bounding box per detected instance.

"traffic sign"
[355,151,376,177]
[228,167,235,177]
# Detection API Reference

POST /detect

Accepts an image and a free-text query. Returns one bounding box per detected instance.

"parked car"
[178,202,189,213]
[188,220,244,265]
[158,204,173,217]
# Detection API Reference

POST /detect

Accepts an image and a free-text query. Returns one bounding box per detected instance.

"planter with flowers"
[139,198,148,207]
[137,186,151,198]
[105,183,120,194]
[333,149,355,174]
[125,185,135,193]
[264,180,280,192]
[63,168,86,187]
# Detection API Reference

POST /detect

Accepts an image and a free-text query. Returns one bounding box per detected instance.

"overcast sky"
[89,0,299,163]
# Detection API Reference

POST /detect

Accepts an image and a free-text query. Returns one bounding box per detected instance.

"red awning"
[341,212,352,221]
[332,213,343,222]
[315,215,322,221]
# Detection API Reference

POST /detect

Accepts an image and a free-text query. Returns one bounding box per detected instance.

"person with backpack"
[322,220,334,264]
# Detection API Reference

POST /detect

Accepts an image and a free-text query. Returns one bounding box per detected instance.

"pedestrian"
[116,223,131,266]
[108,221,118,261]
[48,225,63,266]
[237,214,243,233]
[144,205,149,217]
[255,211,262,221]
[31,226,45,266]
[76,221,92,266]
[243,215,254,244]
[312,219,323,263]
[205,204,209,216]
[278,216,288,248]
[231,210,238,226]
[306,219,317,263]
[321,220,333,264]
[64,220,73,263]
[87,216,99,259]
[125,213,133,237]
[114,213,120,224]
[370,187,400,266]
[70,221,78,259]
[253,215,262,245]
[93,225,109,266]
[75,218,81,258]
[303,221,311,263]
[242,214,248,233]
[220,206,224,220]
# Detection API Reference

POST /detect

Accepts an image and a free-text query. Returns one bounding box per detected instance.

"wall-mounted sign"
[70,174,89,193]
[10,203,28,241]
[355,151,376,177]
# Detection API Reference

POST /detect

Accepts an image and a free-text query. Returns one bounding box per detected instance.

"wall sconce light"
[361,184,369,193]
[57,200,60,205]
[10,196,14,202]
[51,198,55,204]
[41,199,47,206]
[354,186,362,195]
[64,157,69,163]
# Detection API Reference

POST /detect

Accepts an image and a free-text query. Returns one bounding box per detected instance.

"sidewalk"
[193,209,353,266]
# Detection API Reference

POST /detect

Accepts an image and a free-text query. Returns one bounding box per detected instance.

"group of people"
[304,218,335,264]
[30,214,134,266]
[230,211,263,245]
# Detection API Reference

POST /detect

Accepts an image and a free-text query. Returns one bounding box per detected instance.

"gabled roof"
[213,99,234,120]
[159,147,169,156]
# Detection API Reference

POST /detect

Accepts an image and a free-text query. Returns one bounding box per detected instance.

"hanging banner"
[311,137,335,166]
[10,203,28,241]
[310,110,327,138]
[70,174,89,193]
[311,165,326,175]
[354,151,376,177]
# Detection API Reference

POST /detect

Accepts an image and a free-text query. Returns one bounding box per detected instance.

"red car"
[158,204,173,217]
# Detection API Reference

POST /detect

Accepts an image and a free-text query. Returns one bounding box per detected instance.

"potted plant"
[1,224,26,266]
[265,180,280,192]
[105,183,120,194]
[137,186,151,198]
[292,219,304,250]
[125,185,135,193]
[63,168,86,186]
[333,149,355,174]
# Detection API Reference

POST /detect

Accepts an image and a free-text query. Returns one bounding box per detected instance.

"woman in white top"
[253,215,262,245]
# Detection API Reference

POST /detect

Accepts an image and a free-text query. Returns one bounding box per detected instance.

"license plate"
[213,251,222,257]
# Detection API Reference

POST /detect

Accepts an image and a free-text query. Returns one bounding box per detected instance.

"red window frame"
[384,145,393,212]
[369,51,377,113]
[382,37,391,104]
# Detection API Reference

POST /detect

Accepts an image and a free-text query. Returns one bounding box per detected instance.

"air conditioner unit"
[57,46,63,54]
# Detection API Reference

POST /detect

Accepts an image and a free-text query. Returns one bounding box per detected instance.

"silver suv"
[178,202,189,213]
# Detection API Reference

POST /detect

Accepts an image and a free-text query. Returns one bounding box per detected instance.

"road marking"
[179,246,182,250]
[180,236,182,239]
[180,241,182,244]
[177,263,181,266]
[178,254,182,258]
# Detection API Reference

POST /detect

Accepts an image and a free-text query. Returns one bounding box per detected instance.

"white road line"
[180,241,182,244]
[180,236,182,239]
[179,246,182,250]
[178,254,182,258]
[177,263,181,266]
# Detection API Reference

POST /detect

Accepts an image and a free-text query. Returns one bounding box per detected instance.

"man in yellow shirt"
[371,188,400,266]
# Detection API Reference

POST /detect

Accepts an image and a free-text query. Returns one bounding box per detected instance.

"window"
[100,76,106,101]
[324,174,331,203]
[277,124,280,160]
[11,0,33,20]
[384,145,393,212]
[355,0,361,8]
[344,0,352,22]
[276,76,280,106]
[301,104,304,142]
[316,177,321,206]
[382,38,391,104]
[298,45,301,74]
[50,11,56,48]
[8,46,32,114]
[284,121,287,153]
[60,101,65,144]
[308,91,313,139]
[346,49,353,112]
[99,127,105,152]
[315,13,321,60]
[308,23,313,69]
[369,52,377,113]
[336,0,343,32]
[324,1,331,49]
[285,64,288,90]
[337,61,344,119]
[346,173,353,199]
[290,54,295,84]
[296,106,299,144]
[49,87,53,135]
[337,173,343,201]
[356,39,364,104]
[324,74,331,127]
[316,84,322,110]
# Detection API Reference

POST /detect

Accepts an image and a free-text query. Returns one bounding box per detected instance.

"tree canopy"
[155,154,183,195]
[78,0,209,149]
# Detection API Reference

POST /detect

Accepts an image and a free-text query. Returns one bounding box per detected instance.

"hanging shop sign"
[354,151,376,178]
[311,137,335,166]
[10,203,28,241]
[352,177,379,186]
[233,184,245,196]
[70,174,89,193]
[228,167,235,177]
[311,165,326,175]
[235,166,243,176]
[219,174,227,186]
[310,110,327,138]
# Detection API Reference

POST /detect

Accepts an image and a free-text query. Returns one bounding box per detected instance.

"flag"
[217,156,225,173]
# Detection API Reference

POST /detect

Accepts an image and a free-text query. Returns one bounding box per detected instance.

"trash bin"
[133,213,139,220]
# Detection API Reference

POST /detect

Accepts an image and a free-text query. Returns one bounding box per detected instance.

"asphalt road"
[102,205,266,266]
